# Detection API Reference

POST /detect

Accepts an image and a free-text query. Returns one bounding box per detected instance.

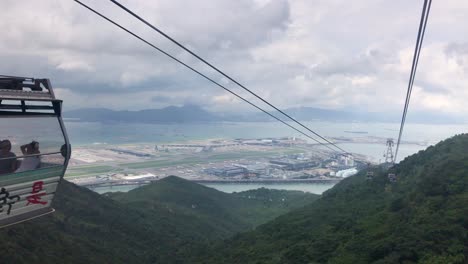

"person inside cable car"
[15,141,41,173]
[0,140,17,174]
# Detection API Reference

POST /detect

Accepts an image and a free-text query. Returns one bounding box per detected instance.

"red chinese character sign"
[0,174,61,227]
[26,181,48,206]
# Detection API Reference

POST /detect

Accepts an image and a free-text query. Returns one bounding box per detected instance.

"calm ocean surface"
[67,121,468,193]
[66,121,468,147]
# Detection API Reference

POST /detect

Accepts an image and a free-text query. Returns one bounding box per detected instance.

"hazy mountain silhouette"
[65,105,466,124]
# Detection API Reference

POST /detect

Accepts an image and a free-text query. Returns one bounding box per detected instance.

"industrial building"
[204,166,247,177]
[236,163,270,177]
[269,159,317,171]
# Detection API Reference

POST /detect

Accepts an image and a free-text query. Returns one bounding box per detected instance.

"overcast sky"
[1,0,467,116]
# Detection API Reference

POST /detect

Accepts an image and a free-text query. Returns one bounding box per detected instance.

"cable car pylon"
[383,138,395,165]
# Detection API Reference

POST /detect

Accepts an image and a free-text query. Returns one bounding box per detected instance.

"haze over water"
[66,121,467,158]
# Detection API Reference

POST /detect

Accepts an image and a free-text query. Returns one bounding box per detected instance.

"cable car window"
[0,117,66,180]
[0,77,70,227]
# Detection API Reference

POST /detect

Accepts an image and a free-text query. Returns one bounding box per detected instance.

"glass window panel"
[1,117,65,155]
[0,117,66,176]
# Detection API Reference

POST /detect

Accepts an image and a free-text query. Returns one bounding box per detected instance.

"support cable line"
[394,0,432,162]
[108,0,349,155]
[73,0,347,155]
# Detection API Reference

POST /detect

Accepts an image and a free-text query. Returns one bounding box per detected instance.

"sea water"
[66,121,468,148]
[66,121,468,193]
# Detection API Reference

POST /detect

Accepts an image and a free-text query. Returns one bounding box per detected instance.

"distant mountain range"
[65,105,466,124]
[65,105,219,123]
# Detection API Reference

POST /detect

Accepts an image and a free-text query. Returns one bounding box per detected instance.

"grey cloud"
[141,0,291,51]
[446,43,468,54]
[1,0,468,115]
[445,42,468,67]
[151,95,173,103]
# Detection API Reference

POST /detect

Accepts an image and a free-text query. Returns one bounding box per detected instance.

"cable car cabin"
[0,76,71,228]
[388,173,397,183]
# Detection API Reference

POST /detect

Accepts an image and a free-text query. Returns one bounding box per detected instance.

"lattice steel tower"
[384,138,395,164]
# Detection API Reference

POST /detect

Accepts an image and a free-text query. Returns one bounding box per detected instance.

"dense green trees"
[1,134,467,263]
[200,134,468,264]
[0,176,316,263]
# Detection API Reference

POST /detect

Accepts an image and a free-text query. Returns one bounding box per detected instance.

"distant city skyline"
[1,0,468,117]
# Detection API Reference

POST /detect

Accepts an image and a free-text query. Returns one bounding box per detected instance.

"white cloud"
[412,86,457,112]
[56,61,94,72]
[350,76,376,86]
[0,0,468,117]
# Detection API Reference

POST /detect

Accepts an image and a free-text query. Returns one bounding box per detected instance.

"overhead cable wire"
[108,0,349,155]
[72,0,344,154]
[400,0,430,142]
[394,0,432,162]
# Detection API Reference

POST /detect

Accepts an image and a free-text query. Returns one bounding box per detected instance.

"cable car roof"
[0,76,59,101]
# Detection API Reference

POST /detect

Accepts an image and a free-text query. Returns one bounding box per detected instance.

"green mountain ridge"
[0,176,317,263]
[2,134,467,263]
[199,134,468,264]
[109,176,318,232]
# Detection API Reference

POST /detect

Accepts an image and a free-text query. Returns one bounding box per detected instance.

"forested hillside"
[0,177,317,263]
[200,134,468,264]
[109,176,318,233]
[4,133,467,264]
